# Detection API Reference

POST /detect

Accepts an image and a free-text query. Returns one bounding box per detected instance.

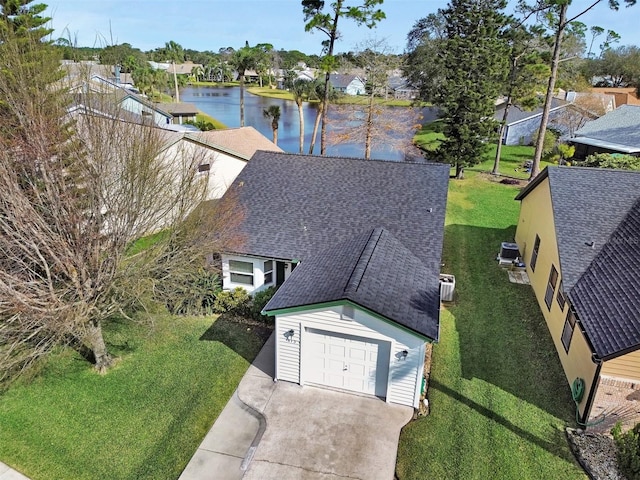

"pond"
[180,86,437,161]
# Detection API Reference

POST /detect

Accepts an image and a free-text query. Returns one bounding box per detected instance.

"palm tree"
[231,44,257,127]
[308,79,336,155]
[290,79,309,154]
[191,64,204,82]
[263,105,281,145]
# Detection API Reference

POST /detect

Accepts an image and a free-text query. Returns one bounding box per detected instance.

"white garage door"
[304,328,389,398]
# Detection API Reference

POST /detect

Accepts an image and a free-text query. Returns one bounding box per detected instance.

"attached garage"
[264,228,440,409]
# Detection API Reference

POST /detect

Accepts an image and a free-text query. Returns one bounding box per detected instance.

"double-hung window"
[263,260,273,284]
[229,260,254,285]
[544,265,558,310]
[561,311,576,352]
[556,280,566,311]
[530,235,541,272]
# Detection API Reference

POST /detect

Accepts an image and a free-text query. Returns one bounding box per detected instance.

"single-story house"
[157,102,199,125]
[218,151,449,407]
[495,98,568,145]
[329,74,366,96]
[185,127,282,198]
[116,90,173,126]
[515,166,640,428]
[387,76,418,100]
[568,104,640,160]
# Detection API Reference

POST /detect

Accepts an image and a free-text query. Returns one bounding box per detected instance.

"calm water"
[180,86,434,161]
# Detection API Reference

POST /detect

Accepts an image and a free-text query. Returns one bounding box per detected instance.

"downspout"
[580,352,603,425]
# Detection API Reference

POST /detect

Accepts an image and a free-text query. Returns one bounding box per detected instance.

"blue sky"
[45,0,639,55]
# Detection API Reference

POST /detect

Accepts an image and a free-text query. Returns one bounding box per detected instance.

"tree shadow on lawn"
[199,313,273,364]
[442,223,575,422]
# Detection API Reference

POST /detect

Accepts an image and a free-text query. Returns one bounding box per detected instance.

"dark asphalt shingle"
[569,199,640,359]
[264,228,440,340]
[517,165,640,359]
[228,151,449,271]
[573,104,640,150]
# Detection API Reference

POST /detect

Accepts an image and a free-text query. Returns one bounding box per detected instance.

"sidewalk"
[178,334,276,480]
[0,462,30,480]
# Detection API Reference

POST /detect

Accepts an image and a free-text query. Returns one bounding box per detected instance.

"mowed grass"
[0,314,269,480]
[396,172,586,480]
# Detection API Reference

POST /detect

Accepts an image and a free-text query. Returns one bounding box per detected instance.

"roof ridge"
[253,150,449,167]
[344,228,385,295]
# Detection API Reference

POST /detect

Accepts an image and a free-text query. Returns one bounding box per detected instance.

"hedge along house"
[515,166,640,429]
[219,151,449,407]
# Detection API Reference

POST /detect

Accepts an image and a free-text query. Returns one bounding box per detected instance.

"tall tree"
[492,23,550,174]
[0,0,51,38]
[308,78,337,154]
[520,0,637,179]
[0,28,241,383]
[302,0,386,155]
[291,78,310,153]
[231,42,258,127]
[403,10,447,103]
[263,105,281,145]
[436,0,509,179]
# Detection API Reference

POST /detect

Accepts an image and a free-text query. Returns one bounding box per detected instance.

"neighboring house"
[186,127,283,198]
[60,61,135,88]
[329,74,366,95]
[495,98,568,145]
[569,104,640,160]
[148,61,204,76]
[591,87,640,107]
[157,102,199,125]
[387,76,418,100]
[218,151,449,408]
[515,166,640,428]
[116,90,173,126]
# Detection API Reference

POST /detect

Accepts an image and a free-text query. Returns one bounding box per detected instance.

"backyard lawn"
[0,314,270,480]
[396,171,585,479]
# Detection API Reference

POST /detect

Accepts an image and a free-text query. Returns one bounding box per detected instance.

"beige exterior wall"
[602,350,640,381]
[515,177,598,418]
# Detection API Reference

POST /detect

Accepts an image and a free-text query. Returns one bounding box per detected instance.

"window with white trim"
[263,260,273,284]
[229,260,254,285]
[561,311,576,352]
[544,265,558,310]
[530,235,540,272]
[556,280,566,311]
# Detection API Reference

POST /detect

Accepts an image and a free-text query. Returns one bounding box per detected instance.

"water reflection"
[180,86,434,161]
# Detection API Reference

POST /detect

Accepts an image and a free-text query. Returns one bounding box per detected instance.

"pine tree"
[436,0,509,179]
[0,0,52,39]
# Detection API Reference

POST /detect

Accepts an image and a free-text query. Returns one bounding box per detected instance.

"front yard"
[396,171,585,479]
[0,314,269,480]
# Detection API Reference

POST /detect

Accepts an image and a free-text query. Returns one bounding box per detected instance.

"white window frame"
[229,259,254,286]
[264,260,274,285]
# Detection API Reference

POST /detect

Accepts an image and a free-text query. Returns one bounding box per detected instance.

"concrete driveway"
[181,333,413,480]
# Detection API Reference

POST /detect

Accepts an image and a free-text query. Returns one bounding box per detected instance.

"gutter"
[581,352,603,425]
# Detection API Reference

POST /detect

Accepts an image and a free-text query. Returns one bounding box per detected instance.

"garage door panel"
[304,328,389,398]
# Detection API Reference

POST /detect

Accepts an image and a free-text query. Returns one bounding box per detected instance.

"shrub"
[163,269,221,316]
[532,128,558,155]
[582,153,640,170]
[212,287,251,315]
[251,286,278,323]
[612,422,640,479]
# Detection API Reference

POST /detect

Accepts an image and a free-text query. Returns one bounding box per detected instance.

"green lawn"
[247,86,426,107]
[195,111,227,130]
[396,172,585,479]
[0,314,270,480]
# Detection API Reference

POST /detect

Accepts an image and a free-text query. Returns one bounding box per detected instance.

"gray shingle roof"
[264,228,440,340]
[572,104,640,152]
[329,74,362,89]
[569,199,640,359]
[547,167,640,291]
[494,98,566,125]
[517,166,640,359]
[226,151,449,271]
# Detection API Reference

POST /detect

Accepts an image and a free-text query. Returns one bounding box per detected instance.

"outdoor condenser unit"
[500,242,520,260]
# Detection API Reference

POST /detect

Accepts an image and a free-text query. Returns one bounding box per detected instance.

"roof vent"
[426,208,433,213]
[585,240,595,248]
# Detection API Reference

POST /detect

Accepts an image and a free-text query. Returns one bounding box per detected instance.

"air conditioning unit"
[500,242,520,260]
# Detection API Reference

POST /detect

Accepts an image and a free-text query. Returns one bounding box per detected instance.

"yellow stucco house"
[515,166,640,428]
